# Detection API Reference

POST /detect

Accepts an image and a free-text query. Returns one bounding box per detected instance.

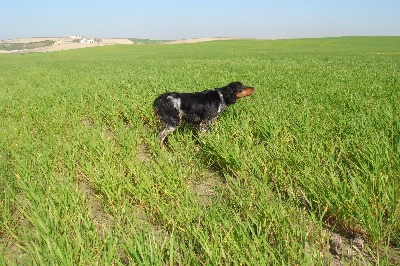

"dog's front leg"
[199,119,213,132]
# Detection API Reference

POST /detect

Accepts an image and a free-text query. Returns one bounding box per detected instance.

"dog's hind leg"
[154,95,182,147]
[158,126,176,147]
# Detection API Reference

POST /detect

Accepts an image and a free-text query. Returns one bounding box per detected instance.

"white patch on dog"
[217,91,226,114]
[167,96,181,110]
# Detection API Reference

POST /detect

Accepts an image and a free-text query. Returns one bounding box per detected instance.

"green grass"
[129,38,171,44]
[0,36,399,265]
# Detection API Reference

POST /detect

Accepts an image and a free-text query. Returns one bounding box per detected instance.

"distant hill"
[129,38,171,44]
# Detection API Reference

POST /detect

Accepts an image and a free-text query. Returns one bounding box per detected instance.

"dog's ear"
[222,82,241,104]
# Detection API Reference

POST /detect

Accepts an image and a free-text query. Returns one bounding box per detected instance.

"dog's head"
[221,81,254,105]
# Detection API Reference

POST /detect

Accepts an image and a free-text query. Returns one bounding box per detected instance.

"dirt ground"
[0,37,133,53]
[0,37,241,53]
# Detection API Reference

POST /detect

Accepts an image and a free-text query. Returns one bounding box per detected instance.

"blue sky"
[1,0,399,40]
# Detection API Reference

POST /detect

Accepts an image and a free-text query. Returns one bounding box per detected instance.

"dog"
[153,81,254,147]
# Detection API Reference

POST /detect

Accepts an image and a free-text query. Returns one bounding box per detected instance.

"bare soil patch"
[188,170,224,206]
[0,37,132,54]
[77,179,114,237]
[0,37,249,54]
[0,40,55,51]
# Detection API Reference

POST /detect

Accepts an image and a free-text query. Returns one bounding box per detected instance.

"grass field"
[129,38,170,44]
[0,37,399,265]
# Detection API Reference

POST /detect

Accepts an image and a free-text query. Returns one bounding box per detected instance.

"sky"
[1,0,399,40]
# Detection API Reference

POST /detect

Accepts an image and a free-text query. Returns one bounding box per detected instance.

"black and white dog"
[153,81,254,147]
